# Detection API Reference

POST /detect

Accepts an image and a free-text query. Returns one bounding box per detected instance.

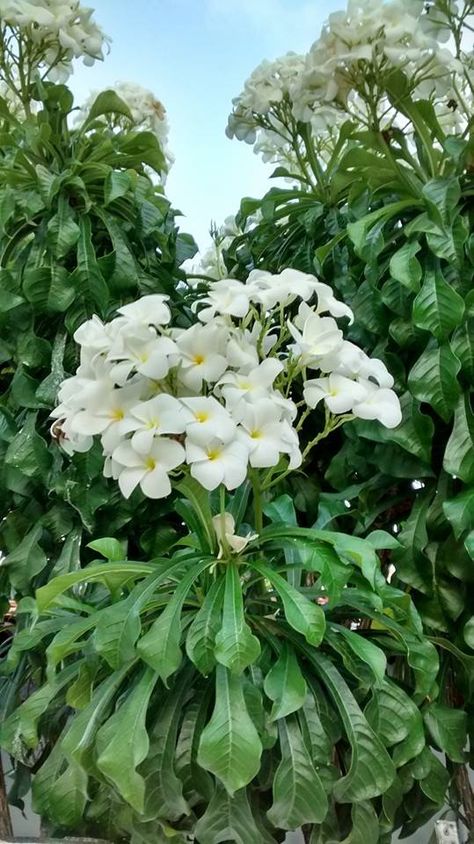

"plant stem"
[0,754,13,838]
[251,472,263,534]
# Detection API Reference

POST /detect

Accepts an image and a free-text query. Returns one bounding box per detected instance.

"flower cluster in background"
[79,81,174,175]
[52,270,402,500]
[227,0,473,168]
[0,0,108,83]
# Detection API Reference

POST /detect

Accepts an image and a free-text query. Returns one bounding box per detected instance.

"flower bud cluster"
[52,270,402,500]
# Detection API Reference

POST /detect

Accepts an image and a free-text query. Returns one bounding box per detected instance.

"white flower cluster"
[0,0,108,81]
[52,270,401,500]
[79,82,174,174]
[227,0,467,167]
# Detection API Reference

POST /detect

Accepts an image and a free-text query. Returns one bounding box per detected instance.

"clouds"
[206,0,337,54]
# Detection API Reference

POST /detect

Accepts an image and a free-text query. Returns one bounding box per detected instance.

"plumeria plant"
[1,273,453,843]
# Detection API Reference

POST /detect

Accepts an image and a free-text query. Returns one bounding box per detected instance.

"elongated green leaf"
[22,266,75,312]
[198,665,262,795]
[85,89,133,123]
[72,215,109,310]
[330,626,387,688]
[61,664,131,772]
[267,717,328,829]
[175,476,216,553]
[389,240,422,291]
[423,703,467,763]
[175,693,214,801]
[263,643,307,721]
[443,488,474,540]
[340,801,380,844]
[46,617,96,679]
[194,784,262,844]
[5,413,52,483]
[141,670,191,821]
[252,560,325,646]
[36,562,153,610]
[46,760,88,828]
[186,577,224,676]
[412,268,465,341]
[95,564,181,669]
[312,654,395,802]
[96,668,158,812]
[364,678,424,750]
[214,563,260,674]
[408,342,461,422]
[443,395,474,483]
[2,523,47,592]
[451,318,474,381]
[47,196,79,258]
[137,558,211,683]
[422,177,461,227]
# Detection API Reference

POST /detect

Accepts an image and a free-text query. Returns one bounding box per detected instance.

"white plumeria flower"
[195,278,252,323]
[186,438,249,491]
[288,305,343,365]
[236,398,301,468]
[117,294,171,327]
[218,358,283,409]
[107,327,177,384]
[74,315,116,354]
[181,396,237,446]
[352,380,402,429]
[318,340,394,388]
[313,282,354,323]
[112,438,185,499]
[175,323,228,391]
[211,512,257,557]
[119,394,188,454]
[69,383,143,452]
[304,374,367,414]
[248,268,320,310]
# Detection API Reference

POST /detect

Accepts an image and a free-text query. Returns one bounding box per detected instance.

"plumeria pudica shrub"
[219,0,474,835]
[1,274,449,844]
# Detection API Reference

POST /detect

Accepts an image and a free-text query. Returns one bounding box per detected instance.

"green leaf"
[443,395,474,483]
[96,668,158,812]
[263,643,307,721]
[214,563,260,674]
[47,196,79,258]
[175,694,214,801]
[267,717,328,829]
[175,476,216,553]
[141,671,191,821]
[36,330,66,405]
[36,562,153,610]
[85,89,133,123]
[443,488,474,540]
[105,170,132,205]
[408,342,461,422]
[194,784,262,844]
[137,558,210,683]
[5,412,52,479]
[422,177,461,227]
[186,577,224,676]
[46,617,96,680]
[198,665,262,795]
[451,319,474,381]
[389,240,422,291]
[3,524,47,592]
[72,215,109,310]
[330,626,387,688]
[340,802,380,844]
[61,665,131,772]
[252,560,325,646]
[412,268,465,341]
[87,537,126,561]
[364,678,424,749]
[423,703,467,763]
[22,266,75,312]
[312,654,395,801]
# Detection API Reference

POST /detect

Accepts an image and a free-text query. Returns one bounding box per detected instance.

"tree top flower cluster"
[0,0,109,82]
[227,0,473,164]
[52,270,402,501]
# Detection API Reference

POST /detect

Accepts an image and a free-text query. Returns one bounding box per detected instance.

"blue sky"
[70,0,342,250]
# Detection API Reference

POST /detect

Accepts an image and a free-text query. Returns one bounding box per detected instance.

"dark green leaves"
[267,717,328,829]
[194,785,262,844]
[198,666,262,795]
[186,578,224,676]
[408,342,461,422]
[412,268,465,341]
[96,668,158,812]
[263,643,307,721]
[252,561,325,646]
[423,703,467,763]
[443,395,474,483]
[214,563,260,674]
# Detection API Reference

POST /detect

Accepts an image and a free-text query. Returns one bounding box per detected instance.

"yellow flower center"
[146,418,159,429]
[238,380,251,389]
[139,353,149,363]
[110,408,124,421]
[145,457,156,470]
[195,411,209,423]
[250,429,262,439]
[193,354,205,365]
[207,448,221,461]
